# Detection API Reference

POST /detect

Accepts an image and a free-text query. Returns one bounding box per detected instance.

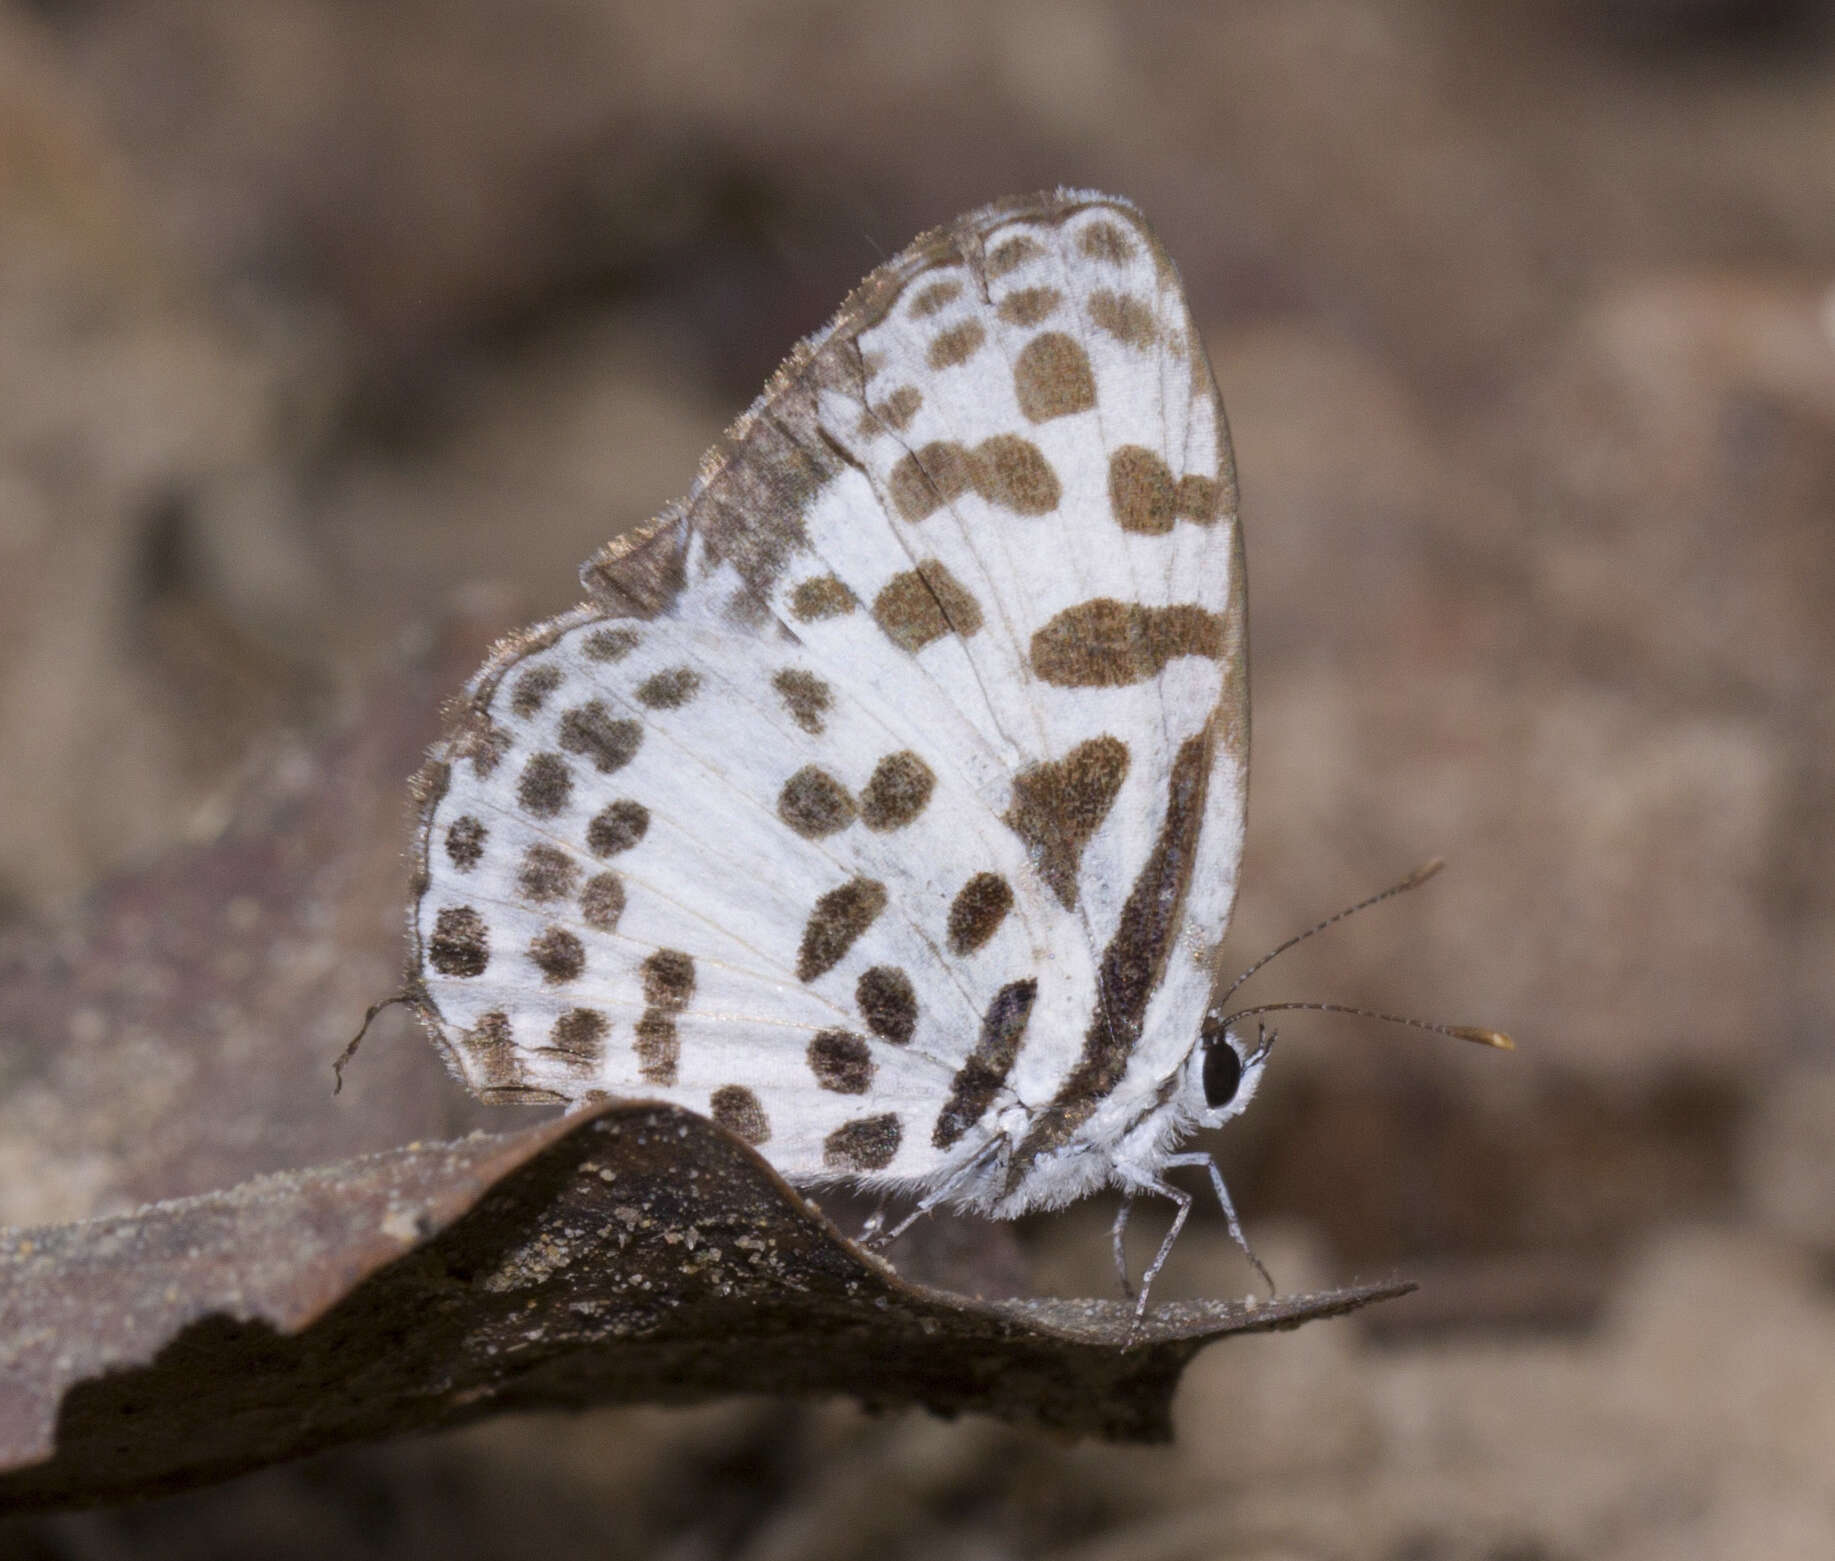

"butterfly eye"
[1202,1032,1244,1109]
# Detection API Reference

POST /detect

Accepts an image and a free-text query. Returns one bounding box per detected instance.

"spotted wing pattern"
[410,190,1248,1202]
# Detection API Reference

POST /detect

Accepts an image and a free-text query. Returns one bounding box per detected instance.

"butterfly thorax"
[952,1016,1265,1219]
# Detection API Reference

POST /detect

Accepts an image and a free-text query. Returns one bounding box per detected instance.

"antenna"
[1214,860,1515,1054]
[1221,1001,1512,1052]
[1217,858,1446,1011]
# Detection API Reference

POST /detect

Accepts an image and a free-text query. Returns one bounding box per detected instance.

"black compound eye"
[1202,1031,1243,1109]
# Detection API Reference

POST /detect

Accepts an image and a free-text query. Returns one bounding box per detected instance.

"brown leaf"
[0,1101,1410,1512]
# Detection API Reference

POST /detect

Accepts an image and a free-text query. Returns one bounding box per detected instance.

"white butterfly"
[406,190,1501,1316]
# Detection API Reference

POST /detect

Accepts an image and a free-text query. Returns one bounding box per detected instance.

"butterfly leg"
[1161,1151,1275,1295]
[857,1197,892,1245]
[866,1199,927,1250]
[1129,1178,1195,1331]
[1111,1196,1137,1299]
[861,1135,1008,1251]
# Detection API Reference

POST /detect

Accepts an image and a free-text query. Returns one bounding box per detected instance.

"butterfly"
[404,189,1504,1319]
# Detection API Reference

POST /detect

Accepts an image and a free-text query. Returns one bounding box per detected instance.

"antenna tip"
[1451,1027,1514,1051]
[1406,858,1447,887]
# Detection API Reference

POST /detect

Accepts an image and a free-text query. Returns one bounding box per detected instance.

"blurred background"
[3,0,1833,1555]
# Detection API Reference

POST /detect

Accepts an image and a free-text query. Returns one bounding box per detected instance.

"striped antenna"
[1214,860,1514,1053]
[1217,859,1447,1010]
[1221,1000,1513,1051]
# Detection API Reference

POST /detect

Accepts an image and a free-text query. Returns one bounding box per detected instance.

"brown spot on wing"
[1108,448,1220,533]
[642,949,696,1008]
[888,442,972,521]
[823,1113,902,1171]
[1078,219,1136,263]
[584,626,639,661]
[933,979,1038,1149]
[1004,736,1130,909]
[529,926,586,984]
[986,234,1043,277]
[873,385,923,431]
[797,878,887,982]
[948,872,1013,955]
[857,966,916,1045]
[509,664,562,718]
[928,320,986,369]
[975,435,1061,513]
[910,279,962,317]
[1089,289,1157,348]
[465,1010,515,1090]
[790,575,857,620]
[1005,725,1215,1192]
[445,815,486,870]
[549,1008,606,1068]
[710,1084,770,1145]
[860,751,935,830]
[1175,473,1221,524]
[808,1029,874,1094]
[579,872,625,931]
[635,1014,678,1084]
[1030,600,1224,687]
[1013,333,1096,423]
[779,766,858,838]
[559,702,643,774]
[873,561,984,653]
[587,799,648,856]
[888,438,1060,521]
[429,906,489,977]
[635,948,695,1085]
[517,753,573,816]
[773,668,832,735]
[517,843,581,904]
[997,285,1061,326]
[635,667,701,708]
[1109,446,1176,534]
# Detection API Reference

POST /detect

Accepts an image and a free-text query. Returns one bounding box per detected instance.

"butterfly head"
[1188,1012,1274,1128]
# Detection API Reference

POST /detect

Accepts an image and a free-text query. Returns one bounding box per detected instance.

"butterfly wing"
[410,191,1248,1199]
